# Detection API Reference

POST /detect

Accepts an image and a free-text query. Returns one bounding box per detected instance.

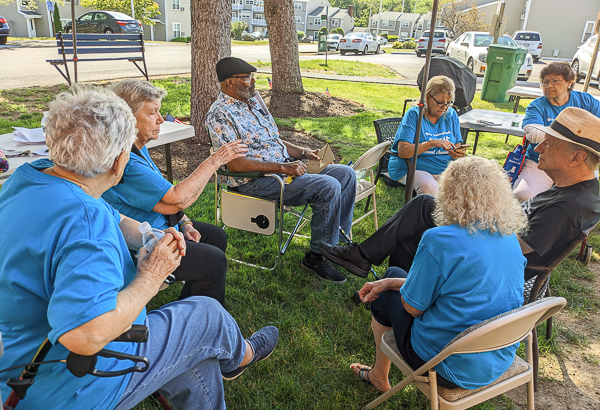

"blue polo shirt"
[400,224,525,389]
[0,159,143,409]
[522,91,600,162]
[102,146,173,230]
[388,107,462,180]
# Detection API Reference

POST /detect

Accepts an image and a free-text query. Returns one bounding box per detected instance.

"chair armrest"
[217,170,264,179]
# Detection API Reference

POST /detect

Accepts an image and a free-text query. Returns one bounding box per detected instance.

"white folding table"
[459,109,525,155]
[0,120,195,185]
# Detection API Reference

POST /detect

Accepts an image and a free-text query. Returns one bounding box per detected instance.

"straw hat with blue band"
[531,107,600,157]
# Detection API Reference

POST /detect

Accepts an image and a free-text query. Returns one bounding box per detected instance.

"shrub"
[186,36,191,42]
[332,27,344,35]
[241,32,255,41]
[380,33,388,39]
[392,41,402,49]
[402,40,417,49]
[231,20,249,40]
[388,35,398,42]
[53,4,62,34]
[171,36,187,42]
[297,30,305,40]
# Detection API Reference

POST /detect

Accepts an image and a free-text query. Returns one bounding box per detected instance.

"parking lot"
[0,40,597,93]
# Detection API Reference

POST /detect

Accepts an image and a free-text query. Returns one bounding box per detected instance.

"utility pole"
[492,0,506,44]
[130,0,135,18]
[376,0,383,37]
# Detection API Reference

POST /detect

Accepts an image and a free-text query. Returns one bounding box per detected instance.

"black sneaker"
[222,325,279,381]
[318,242,371,278]
[301,253,347,284]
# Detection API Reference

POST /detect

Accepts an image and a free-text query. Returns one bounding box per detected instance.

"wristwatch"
[301,149,306,159]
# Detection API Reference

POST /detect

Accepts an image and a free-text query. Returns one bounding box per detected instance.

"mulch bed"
[148,90,364,180]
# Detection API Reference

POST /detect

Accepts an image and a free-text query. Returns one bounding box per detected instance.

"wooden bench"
[47,32,149,85]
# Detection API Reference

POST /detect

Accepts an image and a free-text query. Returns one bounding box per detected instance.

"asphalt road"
[0,40,597,94]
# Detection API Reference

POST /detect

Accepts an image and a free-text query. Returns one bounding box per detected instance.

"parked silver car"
[572,34,599,84]
[416,30,450,57]
[326,34,342,51]
[446,31,534,80]
[338,32,380,55]
[512,31,542,62]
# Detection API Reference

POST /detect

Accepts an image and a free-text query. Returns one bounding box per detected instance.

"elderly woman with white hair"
[350,156,527,392]
[103,79,247,306]
[0,87,278,409]
[389,75,467,196]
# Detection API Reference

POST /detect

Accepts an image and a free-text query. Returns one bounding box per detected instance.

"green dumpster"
[480,44,527,103]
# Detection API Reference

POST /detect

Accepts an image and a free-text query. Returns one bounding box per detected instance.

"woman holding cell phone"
[388,75,467,196]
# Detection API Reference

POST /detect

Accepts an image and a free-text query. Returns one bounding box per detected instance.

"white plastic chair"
[362,297,567,410]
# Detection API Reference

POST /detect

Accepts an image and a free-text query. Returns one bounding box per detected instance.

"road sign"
[47,1,54,11]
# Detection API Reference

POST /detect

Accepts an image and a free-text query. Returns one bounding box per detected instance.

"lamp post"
[412,0,423,38]
[376,0,383,37]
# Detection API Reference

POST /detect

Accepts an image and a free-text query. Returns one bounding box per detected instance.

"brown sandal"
[351,363,390,392]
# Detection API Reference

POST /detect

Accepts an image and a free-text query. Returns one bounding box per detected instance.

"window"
[241,11,251,18]
[245,0,253,4]
[294,2,302,10]
[314,17,321,25]
[94,12,107,20]
[295,16,301,23]
[172,22,181,38]
[331,19,339,27]
[381,20,389,27]
[172,0,179,10]
[582,20,596,43]
[255,13,264,20]
[232,12,237,17]
[79,13,94,22]
[402,21,409,28]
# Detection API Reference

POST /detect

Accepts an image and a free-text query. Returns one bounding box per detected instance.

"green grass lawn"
[232,40,270,46]
[252,60,400,78]
[1,77,598,410]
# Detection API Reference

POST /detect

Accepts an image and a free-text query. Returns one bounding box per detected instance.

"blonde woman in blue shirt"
[388,76,467,196]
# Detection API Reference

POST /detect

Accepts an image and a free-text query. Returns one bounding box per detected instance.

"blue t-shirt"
[0,160,143,410]
[388,106,462,180]
[522,91,600,163]
[102,146,173,230]
[400,225,526,389]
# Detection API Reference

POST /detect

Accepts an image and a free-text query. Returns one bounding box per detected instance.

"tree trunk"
[264,0,304,99]
[190,0,231,146]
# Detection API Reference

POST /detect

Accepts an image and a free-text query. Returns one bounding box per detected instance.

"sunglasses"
[231,73,254,82]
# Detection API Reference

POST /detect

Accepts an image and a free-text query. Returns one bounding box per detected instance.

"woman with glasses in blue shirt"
[388,76,467,197]
[514,61,600,202]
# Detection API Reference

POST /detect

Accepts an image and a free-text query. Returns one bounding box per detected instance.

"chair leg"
[152,392,173,410]
[372,192,379,230]
[429,370,439,410]
[361,376,415,410]
[546,317,553,340]
[532,327,539,392]
[526,332,535,410]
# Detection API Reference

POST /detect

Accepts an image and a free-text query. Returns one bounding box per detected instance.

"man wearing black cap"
[319,107,600,282]
[206,57,356,283]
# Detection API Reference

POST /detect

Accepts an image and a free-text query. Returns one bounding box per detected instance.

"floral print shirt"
[206,92,290,186]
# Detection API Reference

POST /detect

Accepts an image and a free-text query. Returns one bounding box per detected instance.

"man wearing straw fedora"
[319,107,600,281]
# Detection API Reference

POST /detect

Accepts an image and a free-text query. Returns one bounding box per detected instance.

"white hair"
[45,86,138,178]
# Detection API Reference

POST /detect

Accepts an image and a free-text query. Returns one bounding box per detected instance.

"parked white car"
[416,30,451,57]
[572,34,599,84]
[338,32,380,55]
[376,36,388,45]
[326,34,342,51]
[446,31,534,81]
[512,30,542,62]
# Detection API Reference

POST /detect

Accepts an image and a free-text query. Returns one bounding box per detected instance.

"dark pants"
[360,195,437,271]
[174,221,228,307]
[370,267,459,390]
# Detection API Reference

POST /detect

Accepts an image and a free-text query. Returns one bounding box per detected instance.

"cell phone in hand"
[453,144,471,151]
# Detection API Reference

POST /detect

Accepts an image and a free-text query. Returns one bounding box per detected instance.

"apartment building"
[231,0,267,36]
[293,0,354,39]
[369,11,420,38]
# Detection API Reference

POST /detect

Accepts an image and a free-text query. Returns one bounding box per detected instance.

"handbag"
[503,136,529,187]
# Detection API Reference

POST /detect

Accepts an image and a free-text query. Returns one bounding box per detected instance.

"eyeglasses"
[429,94,454,108]
[540,78,564,88]
[231,73,254,82]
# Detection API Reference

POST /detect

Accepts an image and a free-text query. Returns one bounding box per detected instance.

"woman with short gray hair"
[0,86,279,410]
[388,75,466,196]
[104,79,248,306]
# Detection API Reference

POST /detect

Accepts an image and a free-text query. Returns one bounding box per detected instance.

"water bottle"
[511,116,520,128]
[138,222,176,285]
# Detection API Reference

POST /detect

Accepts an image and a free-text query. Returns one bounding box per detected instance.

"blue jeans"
[114,297,246,410]
[236,164,356,253]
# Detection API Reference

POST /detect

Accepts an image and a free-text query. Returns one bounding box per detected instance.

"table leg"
[506,96,522,143]
[472,131,480,156]
[461,127,469,145]
[165,143,173,183]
